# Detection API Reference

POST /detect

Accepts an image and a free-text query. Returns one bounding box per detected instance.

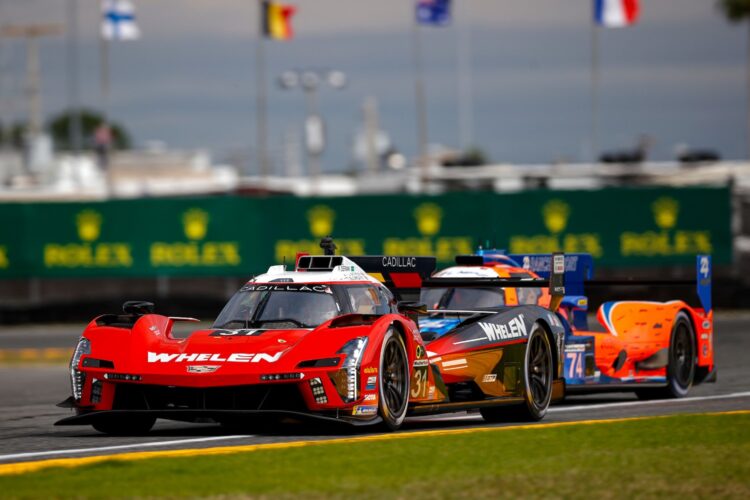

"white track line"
[551,391,750,413]
[3,391,750,462]
[411,391,750,422]
[0,435,254,462]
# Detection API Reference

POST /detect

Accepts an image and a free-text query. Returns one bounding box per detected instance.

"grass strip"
[1,412,748,498]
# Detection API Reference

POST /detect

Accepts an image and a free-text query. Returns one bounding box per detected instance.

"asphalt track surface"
[0,314,748,466]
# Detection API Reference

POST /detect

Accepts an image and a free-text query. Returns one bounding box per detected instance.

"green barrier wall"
[0,187,731,278]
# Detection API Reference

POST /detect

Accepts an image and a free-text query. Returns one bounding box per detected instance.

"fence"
[0,186,731,279]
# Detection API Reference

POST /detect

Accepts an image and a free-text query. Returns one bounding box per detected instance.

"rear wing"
[348,255,437,302]
[509,252,712,315]
[426,252,712,317]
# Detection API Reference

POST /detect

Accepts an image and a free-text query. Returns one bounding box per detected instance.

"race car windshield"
[421,287,505,310]
[213,284,340,329]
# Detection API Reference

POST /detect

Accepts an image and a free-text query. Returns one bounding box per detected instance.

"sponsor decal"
[565,344,586,353]
[553,253,565,274]
[522,254,584,273]
[413,359,429,368]
[352,405,378,416]
[382,203,472,264]
[44,210,133,269]
[275,205,365,265]
[703,344,709,356]
[414,203,442,236]
[620,197,712,257]
[438,267,498,278]
[416,345,426,359]
[510,200,603,258]
[702,320,711,330]
[364,367,378,374]
[147,352,282,363]
[382,256,416,268]
[478,314,527,342]
[149,325,161,336]
[150,209,241,268]
[240,284,330,293]
[701,333,709,340]
[428,385,435,397]
[482,374,497,383]
[653,323,663,329]
[441,358,468,371]
[366,375,377,390]
[187,365,220,373]
[363,393,377,402]
[308,205,335,238]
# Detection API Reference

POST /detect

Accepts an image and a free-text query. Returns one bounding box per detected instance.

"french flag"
[594,0,639,28]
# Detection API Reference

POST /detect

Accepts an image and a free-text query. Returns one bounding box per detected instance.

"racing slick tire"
[378,328,410,431]
[91,415,156,435]
[636,311,696,400]
[480,324,553,423]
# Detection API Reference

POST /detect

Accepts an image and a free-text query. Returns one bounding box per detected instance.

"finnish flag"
[101,0,140,41]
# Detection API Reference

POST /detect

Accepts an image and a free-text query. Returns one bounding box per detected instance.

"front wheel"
[92,415,156,435]
[481,324,553,422]
[378,328,410,431]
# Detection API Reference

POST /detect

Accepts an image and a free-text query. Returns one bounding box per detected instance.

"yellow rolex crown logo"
[414,203,443,236]
[76,210,102,242]
[307,205,335,238]
[652,197,679,230]
[542,200,570,234]
[182,208,209,241]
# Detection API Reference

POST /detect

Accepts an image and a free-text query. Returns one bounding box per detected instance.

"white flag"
[101,0,140,41]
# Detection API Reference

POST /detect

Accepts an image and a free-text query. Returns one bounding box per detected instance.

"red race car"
[57,248,566,434]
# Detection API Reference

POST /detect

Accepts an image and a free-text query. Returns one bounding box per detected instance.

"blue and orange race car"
[420,251,714,399]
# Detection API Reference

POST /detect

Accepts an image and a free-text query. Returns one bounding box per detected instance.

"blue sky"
[0,0,746,172]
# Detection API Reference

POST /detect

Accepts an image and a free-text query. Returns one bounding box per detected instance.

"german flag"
[262,1,296,40]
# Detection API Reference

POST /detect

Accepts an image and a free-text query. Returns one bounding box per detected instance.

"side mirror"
[122,301,155,316]
[397,301,428,315]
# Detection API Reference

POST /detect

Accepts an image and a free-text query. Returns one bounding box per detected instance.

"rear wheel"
[636,312,695,400]
[92,415,155,435]
[378,328,410,431]
[481,324,553,422]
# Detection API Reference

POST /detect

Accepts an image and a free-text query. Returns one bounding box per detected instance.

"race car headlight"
[333,337,368,403]
[70,337,90,400]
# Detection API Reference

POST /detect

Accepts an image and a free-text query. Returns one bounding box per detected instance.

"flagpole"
[66,0,82,155]
[256,0,269,183]
[99,27,112,195]
[412,21,429,190]
[456,1,473,151]
[590,11,600,163]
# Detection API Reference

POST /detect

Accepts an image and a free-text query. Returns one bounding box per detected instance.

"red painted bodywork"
[70,281,449,423]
